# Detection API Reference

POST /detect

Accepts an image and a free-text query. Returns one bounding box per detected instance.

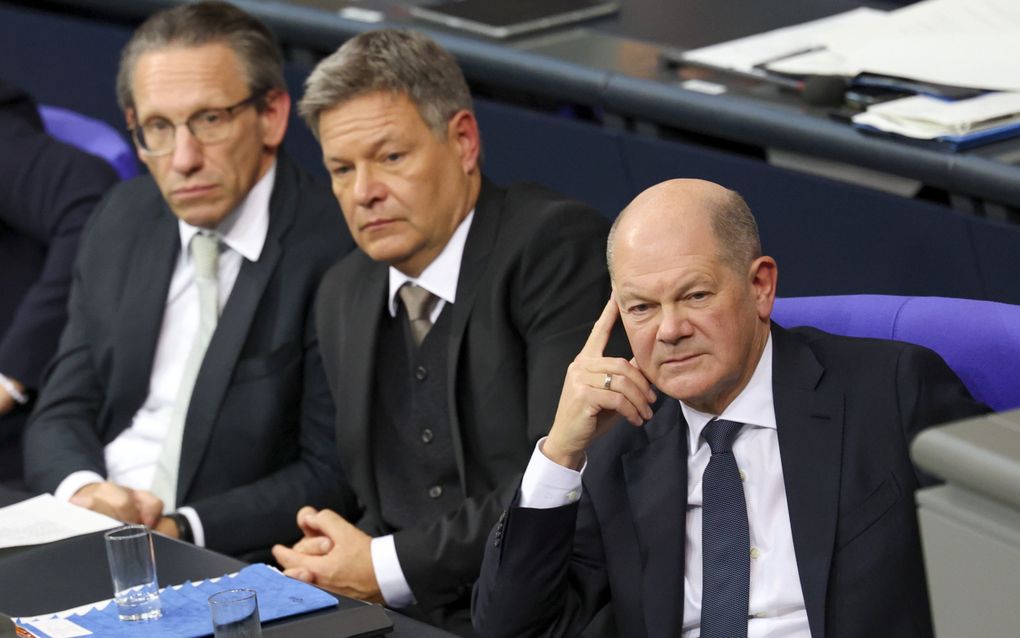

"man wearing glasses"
[23,1,355,558]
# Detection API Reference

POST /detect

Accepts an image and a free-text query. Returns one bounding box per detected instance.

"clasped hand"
[272,507,383,603]
[543,297,656,470]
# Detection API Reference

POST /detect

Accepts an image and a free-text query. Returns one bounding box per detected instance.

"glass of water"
[104,524,161,621]
[209,588,262,638]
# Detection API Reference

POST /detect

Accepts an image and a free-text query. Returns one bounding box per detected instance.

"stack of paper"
[852,92,1020,149]
[766,0,1020,92]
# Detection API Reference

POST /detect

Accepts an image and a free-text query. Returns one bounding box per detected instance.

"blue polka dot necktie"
[700,418,750,638]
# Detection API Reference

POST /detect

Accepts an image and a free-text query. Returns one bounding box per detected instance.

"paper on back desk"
[768,0,1020,91]
[0,494,120,549]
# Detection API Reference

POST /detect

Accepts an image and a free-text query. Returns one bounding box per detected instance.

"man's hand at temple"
[543,297,656,470]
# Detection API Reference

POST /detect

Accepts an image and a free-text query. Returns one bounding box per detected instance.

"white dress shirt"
[54,162,276,547]
[372,209,474,608]
[520,334,812,637]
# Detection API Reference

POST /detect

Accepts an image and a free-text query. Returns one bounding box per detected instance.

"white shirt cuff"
[176,506,205,547]
[370,534,416,608]
[55,471,106,502]
[519,437,585,509]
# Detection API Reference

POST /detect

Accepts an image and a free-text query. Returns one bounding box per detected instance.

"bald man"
[472,179,987,638]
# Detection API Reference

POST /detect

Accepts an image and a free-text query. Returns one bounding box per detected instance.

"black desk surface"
[0,525,452,637]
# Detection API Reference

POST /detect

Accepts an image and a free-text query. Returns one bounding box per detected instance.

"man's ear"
[259,89,291,149]
[125,107,146,163]
[748,256,778,320]
[447,109,481,175]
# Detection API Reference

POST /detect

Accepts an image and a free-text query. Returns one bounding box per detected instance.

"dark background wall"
[3,1,1019,303]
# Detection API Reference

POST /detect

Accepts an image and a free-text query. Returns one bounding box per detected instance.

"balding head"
[607,178,777,414]
[607,179,760,281]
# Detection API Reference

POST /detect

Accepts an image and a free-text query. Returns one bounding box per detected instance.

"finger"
[133,490,165,528]
[586,358,656,404]
[273,543,312,570]
[293,535,333,556]
[296,506,321,535]
[578,297,620,358]
[283,567,314,583]
[629,358,656,402]
[587,371,654,421]
[311,509,356,540]
[590,387,648,427]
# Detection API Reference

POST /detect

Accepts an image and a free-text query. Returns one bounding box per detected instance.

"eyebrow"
[325,133,396,164]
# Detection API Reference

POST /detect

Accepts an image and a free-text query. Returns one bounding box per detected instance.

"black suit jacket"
[473,324,989,638]
[317,179,622,629]
[24,155,356,556]
[0,81,117,479]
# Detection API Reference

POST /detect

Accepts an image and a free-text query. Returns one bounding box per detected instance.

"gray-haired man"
[272,29,623,635]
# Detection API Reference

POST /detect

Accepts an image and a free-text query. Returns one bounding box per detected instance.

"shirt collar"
[682,331,776,453]
[177,160,276,263]
[388,209,475,317]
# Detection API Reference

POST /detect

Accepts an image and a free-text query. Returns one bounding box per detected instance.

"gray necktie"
[150,233,221,511]
[398,283,439,347]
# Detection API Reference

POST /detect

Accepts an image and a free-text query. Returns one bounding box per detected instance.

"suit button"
[429,485,443,498]
[415,365,428,381]
[421,428,434,444]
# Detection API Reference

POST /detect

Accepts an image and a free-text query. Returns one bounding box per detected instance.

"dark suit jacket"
[317,179,622,630]
[473,324,989,638]
[0,81,118,479]
[24,154,356,556]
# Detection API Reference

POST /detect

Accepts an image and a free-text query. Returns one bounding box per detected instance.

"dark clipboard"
[409,0,620,39]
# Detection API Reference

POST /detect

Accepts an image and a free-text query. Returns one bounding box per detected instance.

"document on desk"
[768,0,1020,91]
[0,494,120,549]
[677,7,885,76]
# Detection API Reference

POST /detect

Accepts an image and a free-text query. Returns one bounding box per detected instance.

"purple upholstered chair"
[772,295,1020,412]
[38,105,139,180]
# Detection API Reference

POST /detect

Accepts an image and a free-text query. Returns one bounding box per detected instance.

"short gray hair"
[607,187,761,277]
[116,1,285,112]
[299,29,473,138]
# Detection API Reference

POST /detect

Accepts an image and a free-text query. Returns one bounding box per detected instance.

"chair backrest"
[38,105,138,180]
[772,295,1020,412]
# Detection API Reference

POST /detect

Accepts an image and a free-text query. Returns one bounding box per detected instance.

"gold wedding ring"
[603,373,613,390]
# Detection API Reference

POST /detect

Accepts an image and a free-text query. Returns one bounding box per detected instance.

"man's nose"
[353,164,386,208]
[657,306,695,343]
[170,125,204,175]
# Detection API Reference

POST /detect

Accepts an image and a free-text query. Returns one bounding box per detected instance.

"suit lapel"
[771,324,844,638]
[108,206,178,439]
[622,400,688,637]
[445,179,502,495]
[340,261,387,521]
[176,161,294,500]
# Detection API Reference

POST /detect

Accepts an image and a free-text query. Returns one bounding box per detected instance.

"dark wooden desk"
[0,529,453,636]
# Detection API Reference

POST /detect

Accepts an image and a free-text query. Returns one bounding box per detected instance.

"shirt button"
[421,428,434,444]
[415,365,428,381]
[739,470,747,482]
[750,547,761,560]
[566,490,579,503]
[428,485,443,499]
[754,611,767,618]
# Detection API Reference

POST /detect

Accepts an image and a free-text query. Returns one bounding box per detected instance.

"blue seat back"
[773,295,1020,412]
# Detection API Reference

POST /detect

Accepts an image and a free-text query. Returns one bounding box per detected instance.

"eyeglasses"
[130,92,264,156]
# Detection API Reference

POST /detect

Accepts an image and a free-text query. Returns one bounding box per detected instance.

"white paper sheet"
[0,493,120,549]
[680,7,884,74]
[768,0,1020,91]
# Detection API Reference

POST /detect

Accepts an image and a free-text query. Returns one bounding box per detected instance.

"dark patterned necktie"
[700,418,750,638]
